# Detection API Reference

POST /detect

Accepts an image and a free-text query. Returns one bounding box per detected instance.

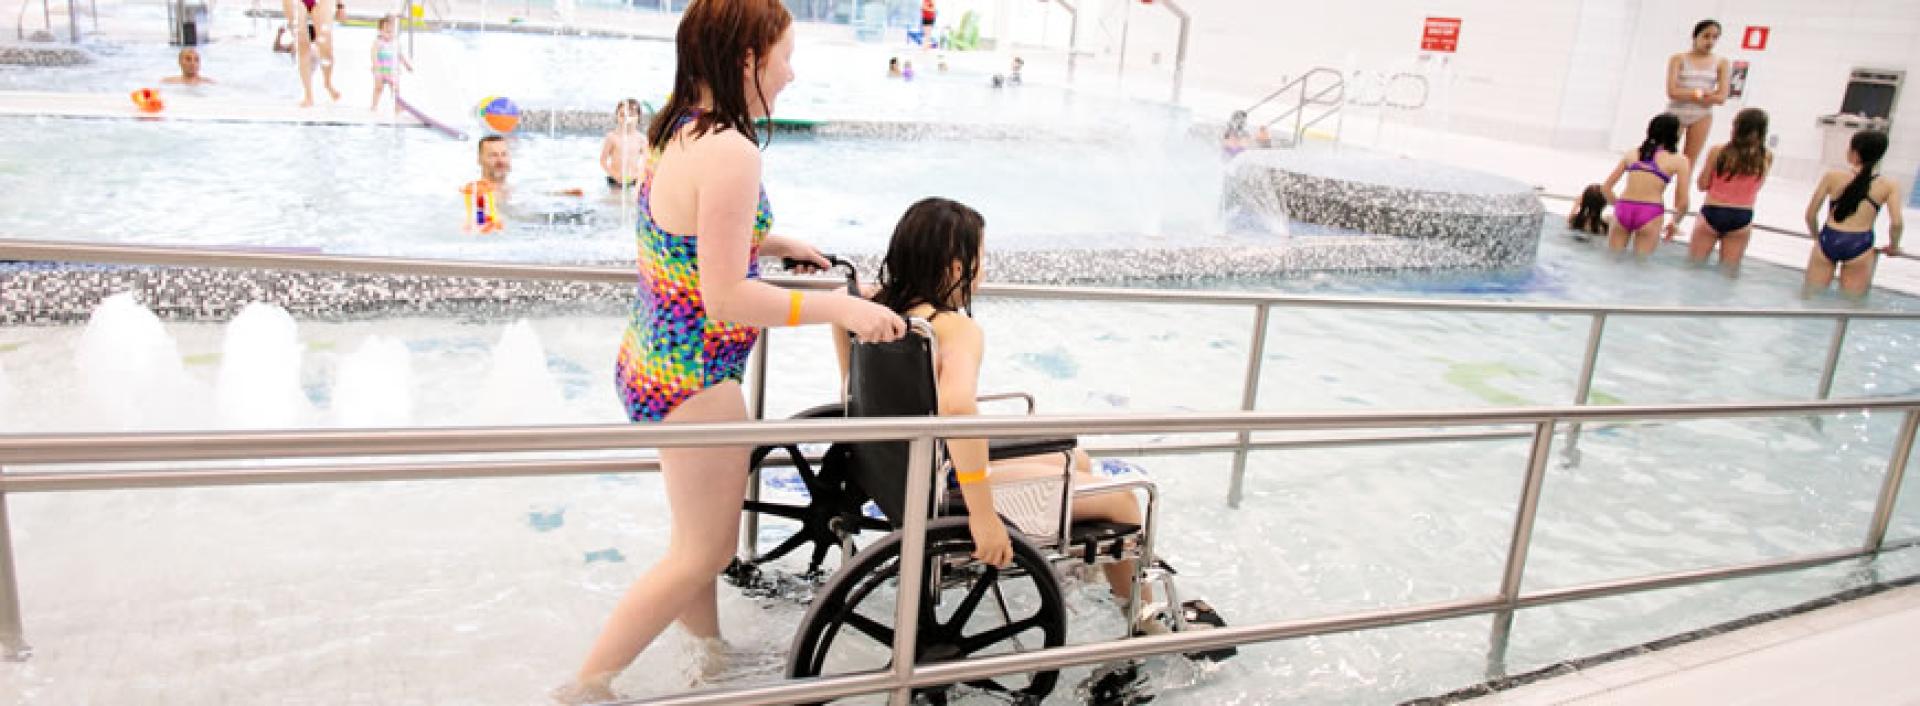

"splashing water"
[1221,157,1294,237]
[75,292,199,429]
[331,335,415,427]
[214,303,311,429]
[470,320,567,425]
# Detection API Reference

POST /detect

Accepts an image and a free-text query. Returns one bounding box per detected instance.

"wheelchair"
[725,260,1232,703]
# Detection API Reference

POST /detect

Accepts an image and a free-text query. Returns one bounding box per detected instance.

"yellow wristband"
[954,468,989,485]
[785,290,803,327]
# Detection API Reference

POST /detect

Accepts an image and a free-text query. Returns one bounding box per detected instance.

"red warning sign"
[1741,25,1769,51]
[1422,17,1461,53]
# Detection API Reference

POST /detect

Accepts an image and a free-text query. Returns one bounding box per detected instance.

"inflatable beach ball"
[475,96,521,134]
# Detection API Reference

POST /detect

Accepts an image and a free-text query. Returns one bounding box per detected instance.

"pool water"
[3,223,1920,703]
[0,117,1222,262]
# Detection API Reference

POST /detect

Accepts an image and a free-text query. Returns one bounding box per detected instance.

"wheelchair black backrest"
[844,321,939,528]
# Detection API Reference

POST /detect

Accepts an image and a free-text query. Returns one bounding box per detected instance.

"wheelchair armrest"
[988,436,1077,461]
[976,392,1036,414]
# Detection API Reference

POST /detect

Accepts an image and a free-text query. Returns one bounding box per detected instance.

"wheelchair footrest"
[1177,599,1237,662]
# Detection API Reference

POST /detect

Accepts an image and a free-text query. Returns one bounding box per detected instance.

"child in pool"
[599,99,646,189]
[1567,184,1608,239]
[1600,113,1692,256]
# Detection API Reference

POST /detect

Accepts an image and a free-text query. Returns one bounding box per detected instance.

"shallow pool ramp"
[2,243,1919,703]
[0,89,436,129]
[1456,582,1920,704]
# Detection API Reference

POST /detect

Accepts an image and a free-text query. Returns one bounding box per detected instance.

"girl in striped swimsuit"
[1667,19,1729,167]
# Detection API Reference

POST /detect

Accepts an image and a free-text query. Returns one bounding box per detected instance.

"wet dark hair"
[1693,19,1720,39]
[647,0,791,150]
[1832,131,1889,222]
[1640,113,1680,161]
[874,198,985,316]
[1225,110,1248,138]
[614,98,643,120]
[476,134,506,155]
[1569,185,1607,235]
[1714,107,1769,178]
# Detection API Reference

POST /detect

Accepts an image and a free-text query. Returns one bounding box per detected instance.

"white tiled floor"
[1481,584,1920,705]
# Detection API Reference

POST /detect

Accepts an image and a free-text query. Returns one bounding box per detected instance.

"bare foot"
[550,679,617,705]
[328,86,342,101]
[299,96,314,108]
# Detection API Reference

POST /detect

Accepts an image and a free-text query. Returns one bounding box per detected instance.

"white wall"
[973,0,1920,193]
[1605,0,1920,192]
[1030,0,1589,141]
[1551,0,1640,150]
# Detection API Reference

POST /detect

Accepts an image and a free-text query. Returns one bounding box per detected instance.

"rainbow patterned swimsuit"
[615,121,772,423]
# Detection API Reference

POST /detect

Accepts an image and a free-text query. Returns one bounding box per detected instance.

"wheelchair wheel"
[788,517,1067,704]
[735,404,888,581]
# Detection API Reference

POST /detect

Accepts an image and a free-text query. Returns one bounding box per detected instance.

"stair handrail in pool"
[1,398,1917,700]
[1244,67,1347,144]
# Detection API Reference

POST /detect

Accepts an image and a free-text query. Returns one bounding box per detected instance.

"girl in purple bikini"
[1601,113,1692,256]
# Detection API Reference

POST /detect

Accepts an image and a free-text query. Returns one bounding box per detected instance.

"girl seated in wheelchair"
[833,197,1165,634]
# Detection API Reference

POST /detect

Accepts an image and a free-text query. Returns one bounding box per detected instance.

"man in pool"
[161,48,215,86]
[462,136,587,231]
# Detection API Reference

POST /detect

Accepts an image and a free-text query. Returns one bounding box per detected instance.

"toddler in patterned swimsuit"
[368,15,413,113]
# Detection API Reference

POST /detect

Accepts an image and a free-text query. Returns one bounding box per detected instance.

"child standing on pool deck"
[368,15,413,112]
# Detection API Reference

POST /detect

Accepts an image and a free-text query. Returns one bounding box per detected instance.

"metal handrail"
[1156,0,1190,104]
[4,399,1919,699]
[1264,80,1344,130]
[1045,0,1079,79]
[5,398,1917,465]
[14,0,42,40]
[1538,190,1920,263]
[1242,66,1343,117]
[4,238,1916,320]
[7,235,1919,508]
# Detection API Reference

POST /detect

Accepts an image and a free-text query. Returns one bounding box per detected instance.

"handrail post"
[1226,304,1272,509]
[1486,420,1556,678]
[1865,410,1920,553]
[1157,0,1190,104]
[740,335,771,559]
[1817,316,1850,399]
[0,466,29,662]
[1053,0,1078,80]
[888,435,937,703]
[1293,79,1306,144]
[1564,313,1607,450]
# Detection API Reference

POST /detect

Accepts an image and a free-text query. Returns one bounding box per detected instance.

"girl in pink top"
[1690,108,1771,272]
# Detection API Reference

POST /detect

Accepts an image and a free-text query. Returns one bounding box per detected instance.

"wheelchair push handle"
[782,254,861,296]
